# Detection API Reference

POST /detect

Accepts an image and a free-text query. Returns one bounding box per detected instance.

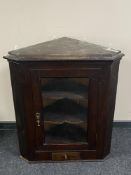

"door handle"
[35,112,41,126]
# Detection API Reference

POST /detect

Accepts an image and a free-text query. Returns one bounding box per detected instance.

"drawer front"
[52,152,80,161]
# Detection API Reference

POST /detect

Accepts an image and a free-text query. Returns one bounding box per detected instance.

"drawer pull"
[52,152,80,161]
[64,154,68,160]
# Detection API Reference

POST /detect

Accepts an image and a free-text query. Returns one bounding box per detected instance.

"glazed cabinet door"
[30,66,100,160]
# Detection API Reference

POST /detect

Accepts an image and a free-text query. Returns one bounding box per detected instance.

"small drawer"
[52,152,80,161]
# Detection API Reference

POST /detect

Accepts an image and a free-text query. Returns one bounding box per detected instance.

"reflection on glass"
[41,78,89,144]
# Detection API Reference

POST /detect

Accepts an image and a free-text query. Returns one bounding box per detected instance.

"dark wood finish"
[4,37,124,161]
[4,37,123,61]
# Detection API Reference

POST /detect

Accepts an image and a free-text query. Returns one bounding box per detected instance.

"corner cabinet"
[4,37,124,161]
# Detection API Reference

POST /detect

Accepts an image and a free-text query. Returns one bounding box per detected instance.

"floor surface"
[0,128,131,175]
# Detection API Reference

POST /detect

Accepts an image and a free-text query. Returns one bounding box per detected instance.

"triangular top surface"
[6,37,123,61]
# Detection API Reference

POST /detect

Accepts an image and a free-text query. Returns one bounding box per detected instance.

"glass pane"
[41,78,89,144]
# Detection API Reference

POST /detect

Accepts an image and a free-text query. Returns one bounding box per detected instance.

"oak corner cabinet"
[4,37,124,162]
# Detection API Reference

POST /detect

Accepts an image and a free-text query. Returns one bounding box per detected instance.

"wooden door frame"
[30,67,101,152]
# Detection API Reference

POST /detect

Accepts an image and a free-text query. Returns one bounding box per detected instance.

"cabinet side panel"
[9,62,34,160]
[96,60,121,158]
[103,60,121,156]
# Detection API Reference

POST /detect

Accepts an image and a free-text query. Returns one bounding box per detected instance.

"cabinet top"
[4,37,124,61]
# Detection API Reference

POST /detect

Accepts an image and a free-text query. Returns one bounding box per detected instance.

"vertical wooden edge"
[8,62,28,158]
[103,60,121,156]
[88,79,98,149]
[96,59,122,158]
[30,69,44,149]
[8,61,35,160]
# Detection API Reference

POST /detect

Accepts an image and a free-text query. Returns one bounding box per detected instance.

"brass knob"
[35,112,40,126]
